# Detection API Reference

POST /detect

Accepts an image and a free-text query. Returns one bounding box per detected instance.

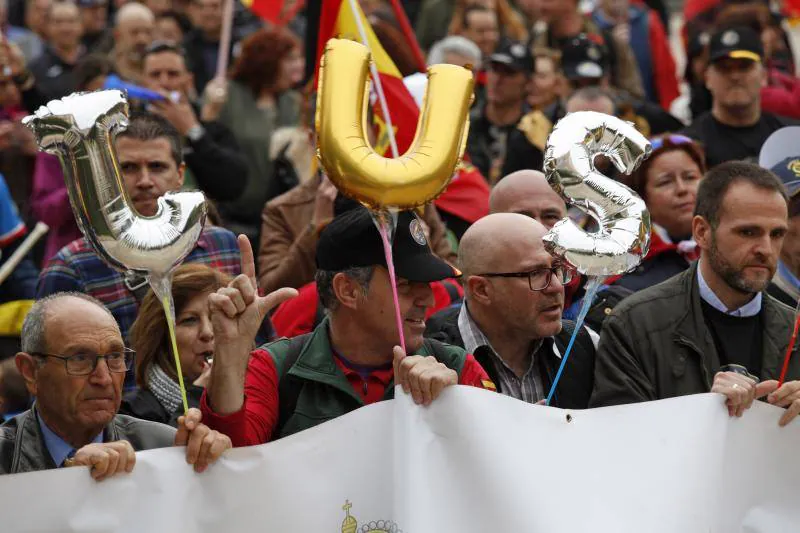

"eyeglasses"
[477,265,575,291]
[32,348,135,376]
[649,134,695,152]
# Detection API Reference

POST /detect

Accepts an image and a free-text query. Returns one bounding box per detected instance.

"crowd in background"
[1,0,800,479]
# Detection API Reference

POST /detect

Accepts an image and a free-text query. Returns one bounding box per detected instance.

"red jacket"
[762,69,800,120]
[647,9,680,109]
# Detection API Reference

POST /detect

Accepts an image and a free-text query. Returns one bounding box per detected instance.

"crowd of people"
[1,0,800,483]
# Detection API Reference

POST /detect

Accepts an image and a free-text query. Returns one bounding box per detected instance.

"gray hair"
[315,266,375,312]
[21,292,116,354]
[427,36,482,67]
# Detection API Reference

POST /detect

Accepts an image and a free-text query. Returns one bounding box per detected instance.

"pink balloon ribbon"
[376,214,407,354]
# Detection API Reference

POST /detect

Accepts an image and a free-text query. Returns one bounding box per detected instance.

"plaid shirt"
[457,304,545,403]
[37,226,241,386]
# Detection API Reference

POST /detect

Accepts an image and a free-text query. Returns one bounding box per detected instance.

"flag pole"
[386,0,427,73]
[214,0,235,80]
[346,0,400,158]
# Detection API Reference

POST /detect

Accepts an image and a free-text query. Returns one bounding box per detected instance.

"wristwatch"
[185,124,206,143]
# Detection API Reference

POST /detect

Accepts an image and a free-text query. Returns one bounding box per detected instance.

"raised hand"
[209,235,297,347]
[207,235,296,415]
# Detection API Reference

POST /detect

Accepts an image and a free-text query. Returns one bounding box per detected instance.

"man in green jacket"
[591,162,800,427]
[201,207,492,446]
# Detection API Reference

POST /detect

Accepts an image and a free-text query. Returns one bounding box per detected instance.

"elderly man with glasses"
[0,292,231,478]
[425,213,597,408]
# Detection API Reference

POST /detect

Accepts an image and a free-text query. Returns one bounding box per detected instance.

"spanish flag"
[315,0,419,155]
[242,0,304,25]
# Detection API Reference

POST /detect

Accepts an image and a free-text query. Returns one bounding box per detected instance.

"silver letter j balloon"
[543,111,652,276]
[22,90,206,277]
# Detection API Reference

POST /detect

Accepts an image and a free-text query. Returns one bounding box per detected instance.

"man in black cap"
[681,25,800,168]
[200,208,493,445]
[466,40,533,183]
[767,156,800,306]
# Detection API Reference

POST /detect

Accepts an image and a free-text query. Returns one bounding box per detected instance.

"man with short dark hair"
[591,162,800,426]
[460,5,499,59]
[201,208,493,445]
[142,41,247,202]
[0,292,231,476]
[28,1,84,101]
[681,26,800,167]
[467,40,533,182]
[37,113,242,381]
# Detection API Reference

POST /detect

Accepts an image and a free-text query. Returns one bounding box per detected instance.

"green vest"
[265,320,467,439]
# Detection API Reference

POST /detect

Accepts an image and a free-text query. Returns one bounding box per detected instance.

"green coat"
[590,262,800,407]
[267,320,467,439]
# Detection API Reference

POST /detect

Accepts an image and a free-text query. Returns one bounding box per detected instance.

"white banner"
[1,388,799,532]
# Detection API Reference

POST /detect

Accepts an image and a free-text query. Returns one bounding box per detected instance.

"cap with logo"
[770,157,800,197]
[316,207,461,282]
[560,34,609,81]
[488,40,534,74]
[708,26,763,63]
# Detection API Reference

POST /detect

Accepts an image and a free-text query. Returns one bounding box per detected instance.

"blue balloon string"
[545,275,604,406]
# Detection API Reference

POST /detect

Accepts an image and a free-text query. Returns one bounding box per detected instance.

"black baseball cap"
[708,26,763,63]
[560,34,609,81]
[488,40,534,74]
[316,207,460,282]
[770,157,800,197]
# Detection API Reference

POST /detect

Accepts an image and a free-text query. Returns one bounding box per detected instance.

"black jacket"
[119,385,204,428]
[591,262,800,407]
[28,46,81,102]
[184,118,248,202]
[0,407,175,474]
[424,305,596,409]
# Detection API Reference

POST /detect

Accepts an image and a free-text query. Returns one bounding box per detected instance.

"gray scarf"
[146,364,183,414]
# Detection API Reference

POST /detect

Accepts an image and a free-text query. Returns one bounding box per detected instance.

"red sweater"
[200,348,491,447]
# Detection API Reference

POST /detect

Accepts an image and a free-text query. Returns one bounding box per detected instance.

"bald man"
[112,2,155,83]
[490,170,566,229]
[425,213,596,408]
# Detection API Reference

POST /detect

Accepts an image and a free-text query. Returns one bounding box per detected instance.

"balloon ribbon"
[545,276,603,406]
[376,214,407,353]
[151,275,190,414]
[778,300,800,386]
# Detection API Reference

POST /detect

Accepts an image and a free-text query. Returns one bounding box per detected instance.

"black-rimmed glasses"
[477,265,574,291]
[31,348,135,376]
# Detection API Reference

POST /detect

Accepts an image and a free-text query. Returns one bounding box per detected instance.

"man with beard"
[591,162,800,427]
[681,26,800,168]
[425,213,595,408]
[111,2,154,84]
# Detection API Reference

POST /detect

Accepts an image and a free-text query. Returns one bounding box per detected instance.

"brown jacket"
[257,176,458,293]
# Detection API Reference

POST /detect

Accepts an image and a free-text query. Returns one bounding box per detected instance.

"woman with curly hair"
[120,264,232,426]
[204,26,304,246]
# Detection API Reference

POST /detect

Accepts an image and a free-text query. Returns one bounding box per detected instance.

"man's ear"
[15,353,39,397]
[693,215,712,249]
[331,272,363,310]
[466,275,492,306]
[177,162,186,188]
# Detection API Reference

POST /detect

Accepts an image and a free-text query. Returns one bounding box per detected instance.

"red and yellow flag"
[315,0,419,155]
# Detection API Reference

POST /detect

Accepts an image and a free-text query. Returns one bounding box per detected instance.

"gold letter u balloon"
[315,38,474,210]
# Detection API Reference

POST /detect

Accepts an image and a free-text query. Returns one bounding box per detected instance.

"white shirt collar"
[696,265,762,317]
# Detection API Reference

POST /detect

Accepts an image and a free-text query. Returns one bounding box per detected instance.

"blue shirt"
[38,413,103,467]
[697,266,762,317]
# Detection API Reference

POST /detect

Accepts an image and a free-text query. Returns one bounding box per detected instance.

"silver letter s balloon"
[543,111,652,276]
[22,90,206,278]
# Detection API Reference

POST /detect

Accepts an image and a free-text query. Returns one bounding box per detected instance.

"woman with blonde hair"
[120,264,233,426]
